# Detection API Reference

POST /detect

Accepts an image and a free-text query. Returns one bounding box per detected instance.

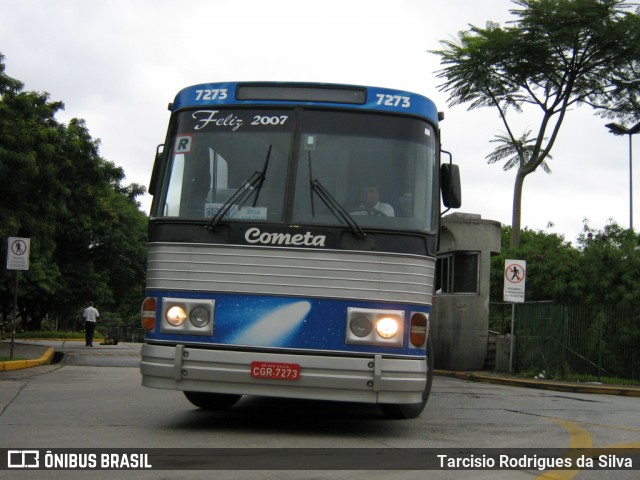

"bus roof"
[171,81,440,123]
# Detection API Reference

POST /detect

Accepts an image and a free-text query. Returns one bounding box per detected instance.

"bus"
[140,82,461,419]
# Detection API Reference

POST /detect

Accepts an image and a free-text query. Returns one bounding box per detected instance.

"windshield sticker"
[193,110,244,131]
[251,115,289,126]
[205,204,267,220]
[174,135,194,153]
[187,110,291,133]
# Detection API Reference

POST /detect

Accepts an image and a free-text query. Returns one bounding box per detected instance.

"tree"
[432,0,640,247]
[486,130,552,173]
[50,118,148,329]
[489,221,640,305]
[0,54,148,330]
[0,54,66,327]
[576,221,640,304]
[490,226,581,303]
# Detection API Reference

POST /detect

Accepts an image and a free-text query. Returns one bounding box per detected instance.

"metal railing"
[489,302,640,385]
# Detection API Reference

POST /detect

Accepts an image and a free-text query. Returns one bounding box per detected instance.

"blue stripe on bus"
[146,291,429,356]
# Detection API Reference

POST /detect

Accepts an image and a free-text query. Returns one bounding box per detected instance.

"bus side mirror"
[149,144,164,196]
[441,163,462,209]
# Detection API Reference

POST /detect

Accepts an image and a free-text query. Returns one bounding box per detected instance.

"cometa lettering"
[245,227,326,247]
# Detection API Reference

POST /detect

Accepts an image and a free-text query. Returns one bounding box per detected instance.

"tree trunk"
[511,169,526,248]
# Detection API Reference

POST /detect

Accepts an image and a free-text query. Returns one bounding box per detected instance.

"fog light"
[376,317,399,339]
[189,306,210,328]
[349,315,372,338]
[166,305,187,326]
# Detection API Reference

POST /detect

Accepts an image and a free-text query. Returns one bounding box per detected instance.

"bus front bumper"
[140,343,427,405]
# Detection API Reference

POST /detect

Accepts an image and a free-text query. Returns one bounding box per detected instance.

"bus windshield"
[293,110,438,232]
[156,108,438,232]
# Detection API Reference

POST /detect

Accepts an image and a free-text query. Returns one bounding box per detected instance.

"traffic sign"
[503,259,526,303]
[6,237,30,271]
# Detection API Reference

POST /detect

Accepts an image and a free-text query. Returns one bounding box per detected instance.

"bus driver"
[351,185,395,217]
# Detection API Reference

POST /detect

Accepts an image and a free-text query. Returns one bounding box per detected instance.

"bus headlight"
[189,306,211,328]
[376,317,399,339]
[161,298,215,335]
[349,315,373,338]
[346,308,404,347]
[166,305,187,326]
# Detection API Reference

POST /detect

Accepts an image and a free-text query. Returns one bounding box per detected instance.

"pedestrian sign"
[6,237,30,271]
[503,258,526,303]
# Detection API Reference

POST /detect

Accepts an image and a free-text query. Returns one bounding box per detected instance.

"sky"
[1,0,637,244]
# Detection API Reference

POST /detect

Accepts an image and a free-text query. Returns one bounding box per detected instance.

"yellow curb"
[0,347,54,372]
[435,370,640,397]
[18,338,88,342]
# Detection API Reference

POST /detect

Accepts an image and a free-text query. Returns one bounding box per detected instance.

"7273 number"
[195,89,229,101]
[376,94,411,108]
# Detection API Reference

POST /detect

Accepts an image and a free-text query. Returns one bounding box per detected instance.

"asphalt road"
[56,341,142,367]
[0,343,639,480]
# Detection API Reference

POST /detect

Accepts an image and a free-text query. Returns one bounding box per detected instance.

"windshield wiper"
[206,145,272,231]
[307,150,364,239]
[310,179,365,239]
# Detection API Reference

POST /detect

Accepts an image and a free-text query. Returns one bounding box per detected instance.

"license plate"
[250,361,300,381]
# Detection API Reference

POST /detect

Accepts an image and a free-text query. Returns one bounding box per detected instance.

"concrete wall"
[431,213,501,371]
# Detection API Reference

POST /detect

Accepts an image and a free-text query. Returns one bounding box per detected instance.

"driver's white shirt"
[353,202,395,216]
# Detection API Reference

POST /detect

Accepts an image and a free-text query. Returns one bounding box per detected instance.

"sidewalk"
[2,339,640,397]
[0,339,55,371]
[435,369,640,398]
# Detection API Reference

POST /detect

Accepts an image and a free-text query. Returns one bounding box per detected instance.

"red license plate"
[250,361,300,381]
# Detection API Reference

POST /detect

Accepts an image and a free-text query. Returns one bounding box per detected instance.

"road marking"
[549,418,594,449]
[555,418,640,433]
[535,419,592,480]
[535,418,640,479]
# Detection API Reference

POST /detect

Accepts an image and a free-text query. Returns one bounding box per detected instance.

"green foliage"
[491,221,640,305]
[432,0,640,247]
[434,0,640,122]
[492,226,581,303]
[486,130,552,173]
[576,221,640,304]
[0,54,148,330]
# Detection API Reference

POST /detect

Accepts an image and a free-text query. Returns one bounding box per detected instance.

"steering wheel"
[350,208,388,217]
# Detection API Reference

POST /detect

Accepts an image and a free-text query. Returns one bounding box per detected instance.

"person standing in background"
[83,302,100,347]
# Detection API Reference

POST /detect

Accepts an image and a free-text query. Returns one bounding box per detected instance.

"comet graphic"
[229,301,311,346]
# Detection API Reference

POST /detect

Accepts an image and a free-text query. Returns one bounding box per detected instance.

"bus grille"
[146,243,435,305]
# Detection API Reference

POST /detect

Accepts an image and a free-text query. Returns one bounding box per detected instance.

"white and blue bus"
[140,82,461,419]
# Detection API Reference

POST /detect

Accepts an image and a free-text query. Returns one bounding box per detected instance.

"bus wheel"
[379,336,434,420]
[183,391,242,410]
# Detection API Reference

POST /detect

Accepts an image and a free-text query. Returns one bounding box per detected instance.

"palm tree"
[486,130,552,173]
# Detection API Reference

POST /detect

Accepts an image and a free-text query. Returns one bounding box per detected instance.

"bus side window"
[164,154,185,217]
